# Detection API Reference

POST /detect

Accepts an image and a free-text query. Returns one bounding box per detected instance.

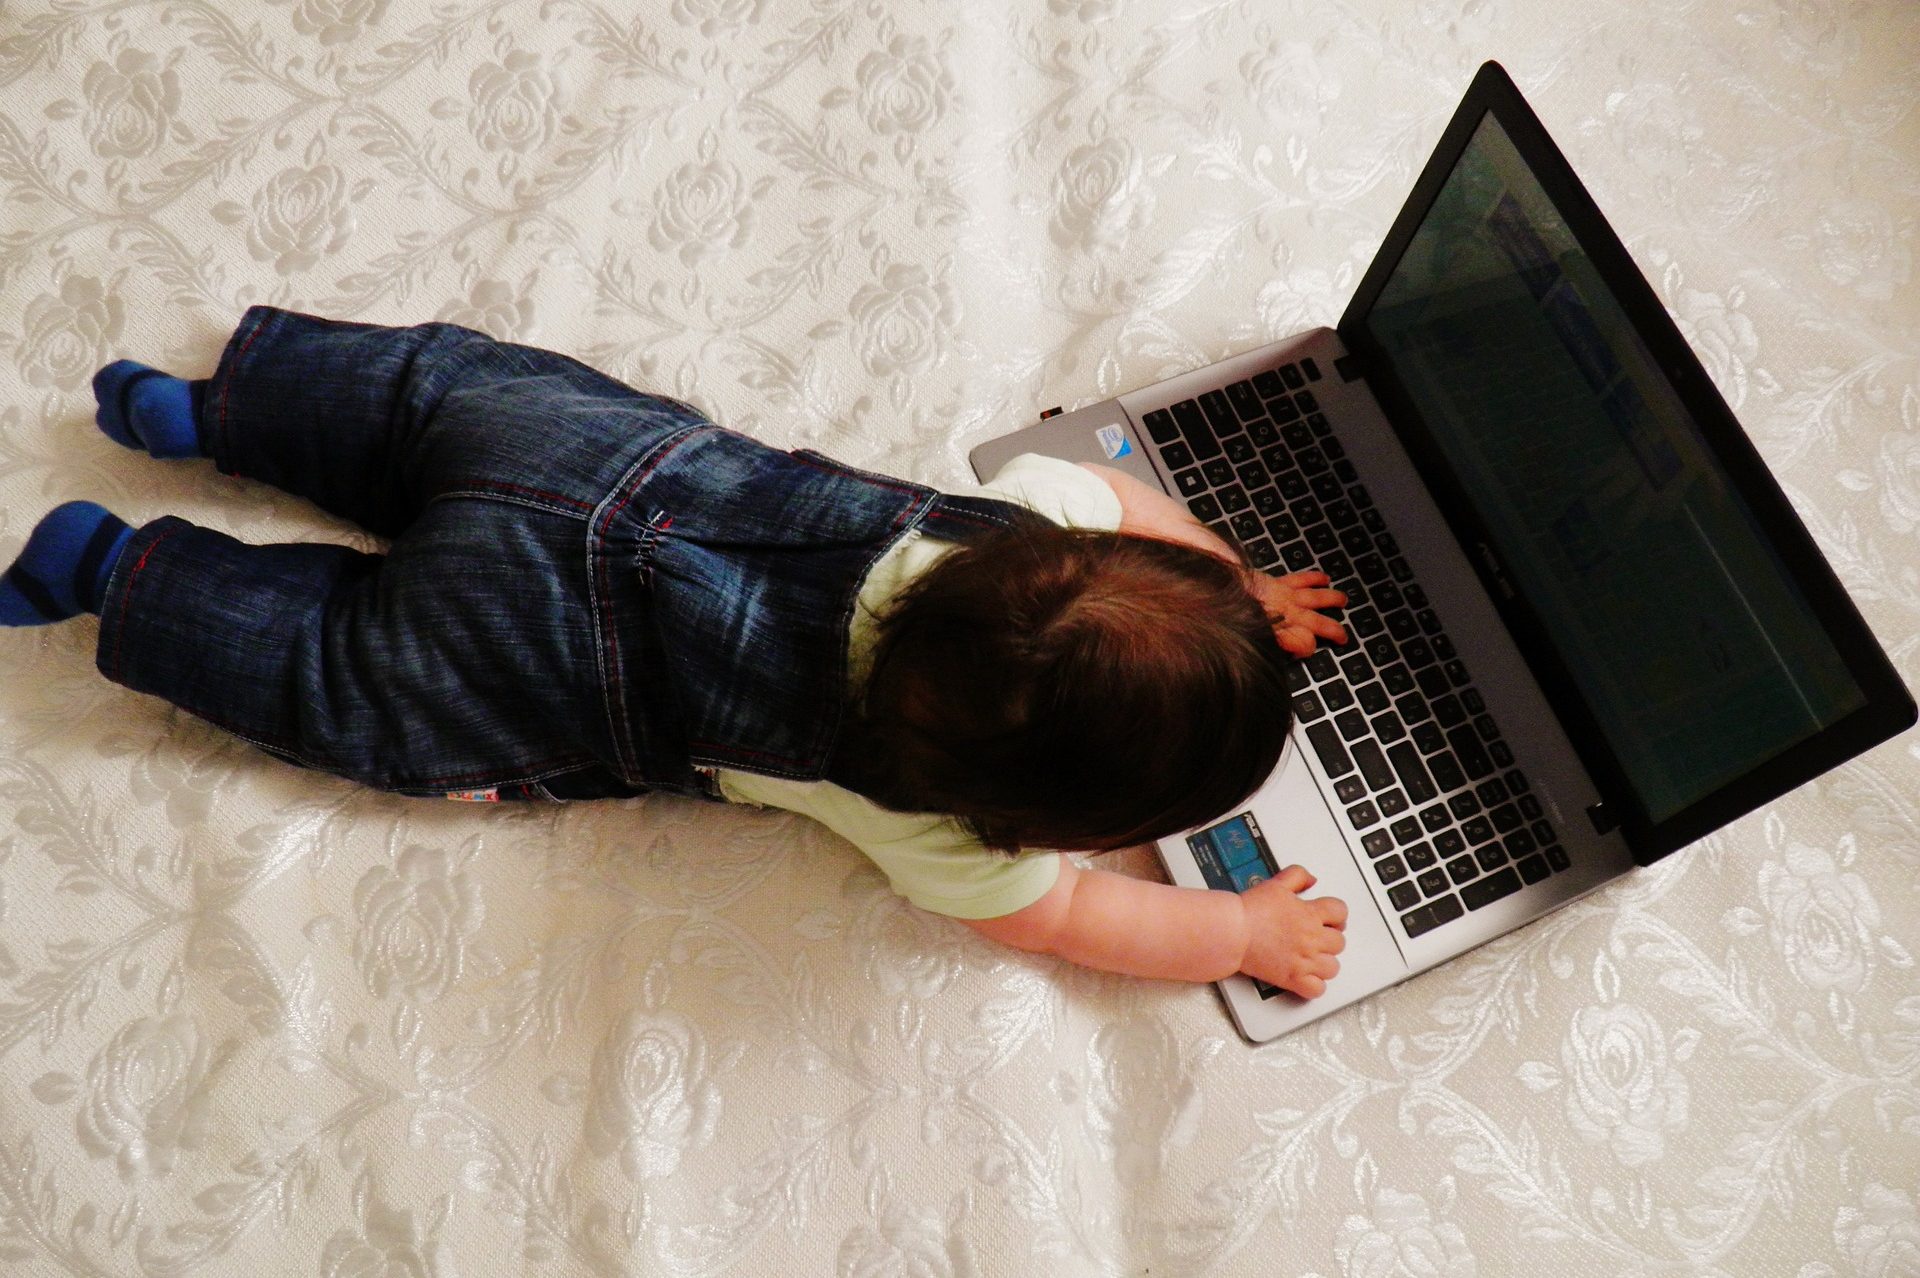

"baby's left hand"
[1248,569,1349,657]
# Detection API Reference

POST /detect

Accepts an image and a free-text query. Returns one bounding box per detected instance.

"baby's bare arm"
[961,856,1347,996]
[1080,462,1349,657]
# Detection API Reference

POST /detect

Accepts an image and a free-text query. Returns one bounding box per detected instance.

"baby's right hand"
[1239,865,1348,998]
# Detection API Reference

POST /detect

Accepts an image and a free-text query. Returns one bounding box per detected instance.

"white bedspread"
[3,3,1916,1274]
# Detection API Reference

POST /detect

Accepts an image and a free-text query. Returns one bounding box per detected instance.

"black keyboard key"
[1280,363,1305,390]
[1339,525,1373,556]
[1174,468,1208,497]
[1362,829,1394,857]
[1264,513,1298,542]
[1415,665,1451,699]
[1388,882,1420,911]
[1230,511,1263,542]
[1249,419,1279,447]
[1203,457,1234,487]
[1335,708,1368,741]
[1143,408,1179,442]
[1401,637,1435,669]
[1461,867,1522,911]
[1462,688,1486,714]
[1376,855,1408,884]
[1475,842,1509,873]
[1289,496,1323,526]
[1307,524,1340,555]
[1505,829,1537,858]
[1416,868,1449,898]
[1476,777,1509,806]
[1412,721,1447,755]
[1301,357,1322,381]
[1354,553,1388,583]
[1224,435,1256,464]
[1446,725,1495,779]
[1294,386,1317,409]
[1490,740,1515,767]
[1347,800,1380,829]
[1363,634,1397,667]
[1321,681,1354,711]
[1505,769,1531,795]
[1346,606,1382,638]
[1253,370,1284,398]
[1305,722,1354,778]
[1390,816,1422,845]
[1385,609,1420,642]
[1351,740,1395,792]
[1252,486,1286,517]
[1386,742,1438,804]
[1531,819,1556,846]
[1201,389,1237,431]
[1417,609,1443,636]
[1371,711,1407,745]
[1285,663,1311,694]
[1517,855,1551,884]
[1429,752,1466,792]
[1394,690,1430,724]
[1172,398,1220,459]
[1474,713,1499,742]
[1432,830,1465,859]
[1335,775,1367,804]
[1246,539,1279,569]
[1491,802,1524,833]
[1292,691,1325,721]
[1188,493,1222,523]
[1389,556,1414,583]
[1281,541,1314,571]
[1313,415,1336,441]
[1461,816,1494,845]
[1444,659,1471,687]
[1218,485,1250,514]
[1381,664,1415,696]
[1400,895,1463,938]
[1445,856,1478,885]
[1304,650,1338,682]
[1419,803,1451,832]
[1339,652,1374,683]
[1448,792,1481,819]
[1377,788,1409,817]
[1546,844,1570,872]
[1404,842,1437,871]
[1518,793,1543,820]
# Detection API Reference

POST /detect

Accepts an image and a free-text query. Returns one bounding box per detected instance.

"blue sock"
[93,360,207,459]
[0,502,135,625]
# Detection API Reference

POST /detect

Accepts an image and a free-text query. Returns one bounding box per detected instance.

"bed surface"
[2,3,1916,1274]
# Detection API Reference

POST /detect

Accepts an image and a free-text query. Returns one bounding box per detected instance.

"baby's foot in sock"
[0,501,134,625]
[92,360,204,459]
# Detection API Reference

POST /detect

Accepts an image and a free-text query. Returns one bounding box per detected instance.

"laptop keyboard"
[1143,358,1573,950]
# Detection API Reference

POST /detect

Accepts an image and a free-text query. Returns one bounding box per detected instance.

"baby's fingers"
[1289,972,1329,1000]
[1316,895,1349,930]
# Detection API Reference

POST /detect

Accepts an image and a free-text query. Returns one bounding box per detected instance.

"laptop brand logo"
[1095,424,1132,459]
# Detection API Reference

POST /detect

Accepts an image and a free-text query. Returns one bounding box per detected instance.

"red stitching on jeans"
[216,312,270,457]
[110,528,179,683]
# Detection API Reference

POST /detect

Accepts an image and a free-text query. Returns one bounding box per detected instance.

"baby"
[0,308,1351,998]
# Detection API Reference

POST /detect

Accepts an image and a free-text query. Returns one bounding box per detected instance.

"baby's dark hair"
[839,519,1295,854]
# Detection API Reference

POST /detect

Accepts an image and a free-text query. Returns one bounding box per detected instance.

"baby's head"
[847,520,1294,854]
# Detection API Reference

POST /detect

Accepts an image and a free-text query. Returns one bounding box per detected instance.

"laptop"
[968,61,1916,1043]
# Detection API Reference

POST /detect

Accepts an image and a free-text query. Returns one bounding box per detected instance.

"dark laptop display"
[1340,65,1914,861]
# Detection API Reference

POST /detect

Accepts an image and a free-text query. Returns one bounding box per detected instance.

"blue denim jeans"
[95,308,1035,801]
[96,308,715,799]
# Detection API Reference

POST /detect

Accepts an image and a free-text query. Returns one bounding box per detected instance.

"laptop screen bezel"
[1336,61,1915,864]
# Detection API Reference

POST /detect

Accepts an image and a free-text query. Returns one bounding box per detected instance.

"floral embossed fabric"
[1,3,1916,1275]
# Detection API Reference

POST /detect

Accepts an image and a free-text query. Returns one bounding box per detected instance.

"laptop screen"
[1350,112,1868,826]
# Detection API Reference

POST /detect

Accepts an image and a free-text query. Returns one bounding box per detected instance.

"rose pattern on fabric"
[12,271,125,391]
[836,1178,973,1278]
[1834,1183,1920,1278]
[650,155,761,266]
[290,0,391,46]
[1049,136,1154,249]
[1814,198,1911,301]
[244,163,358,276]
[71,1016,216,1181]
[1558,1002,1692,1168]
[670,0,767,38]
[847,261,956,378]
[77,50,182,160]
[851,35,953,160]
[350,844,481,1001]
[320,1197,449,1278]
[437,277,537,338]
[582,1008,721,1181]
[467,51,561,155]
[1757,835,1885,995]
[1333,1182,1478,1278]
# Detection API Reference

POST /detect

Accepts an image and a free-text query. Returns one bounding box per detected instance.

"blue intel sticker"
[1095,423,1133,459]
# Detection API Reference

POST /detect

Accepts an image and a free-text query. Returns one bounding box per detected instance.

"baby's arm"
[960,856,1347,997]
[1080,462,1348,657]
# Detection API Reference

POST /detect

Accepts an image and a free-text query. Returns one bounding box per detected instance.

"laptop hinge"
[1334,355,1365,383]
[1586,801,1619,835]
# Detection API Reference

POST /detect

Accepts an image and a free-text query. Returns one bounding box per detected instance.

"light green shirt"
[715,453,1122,919]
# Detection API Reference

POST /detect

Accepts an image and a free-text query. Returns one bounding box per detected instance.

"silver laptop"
[968,62,1915,1042]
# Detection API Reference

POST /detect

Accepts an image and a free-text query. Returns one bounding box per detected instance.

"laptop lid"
[1334,61,1915,865]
